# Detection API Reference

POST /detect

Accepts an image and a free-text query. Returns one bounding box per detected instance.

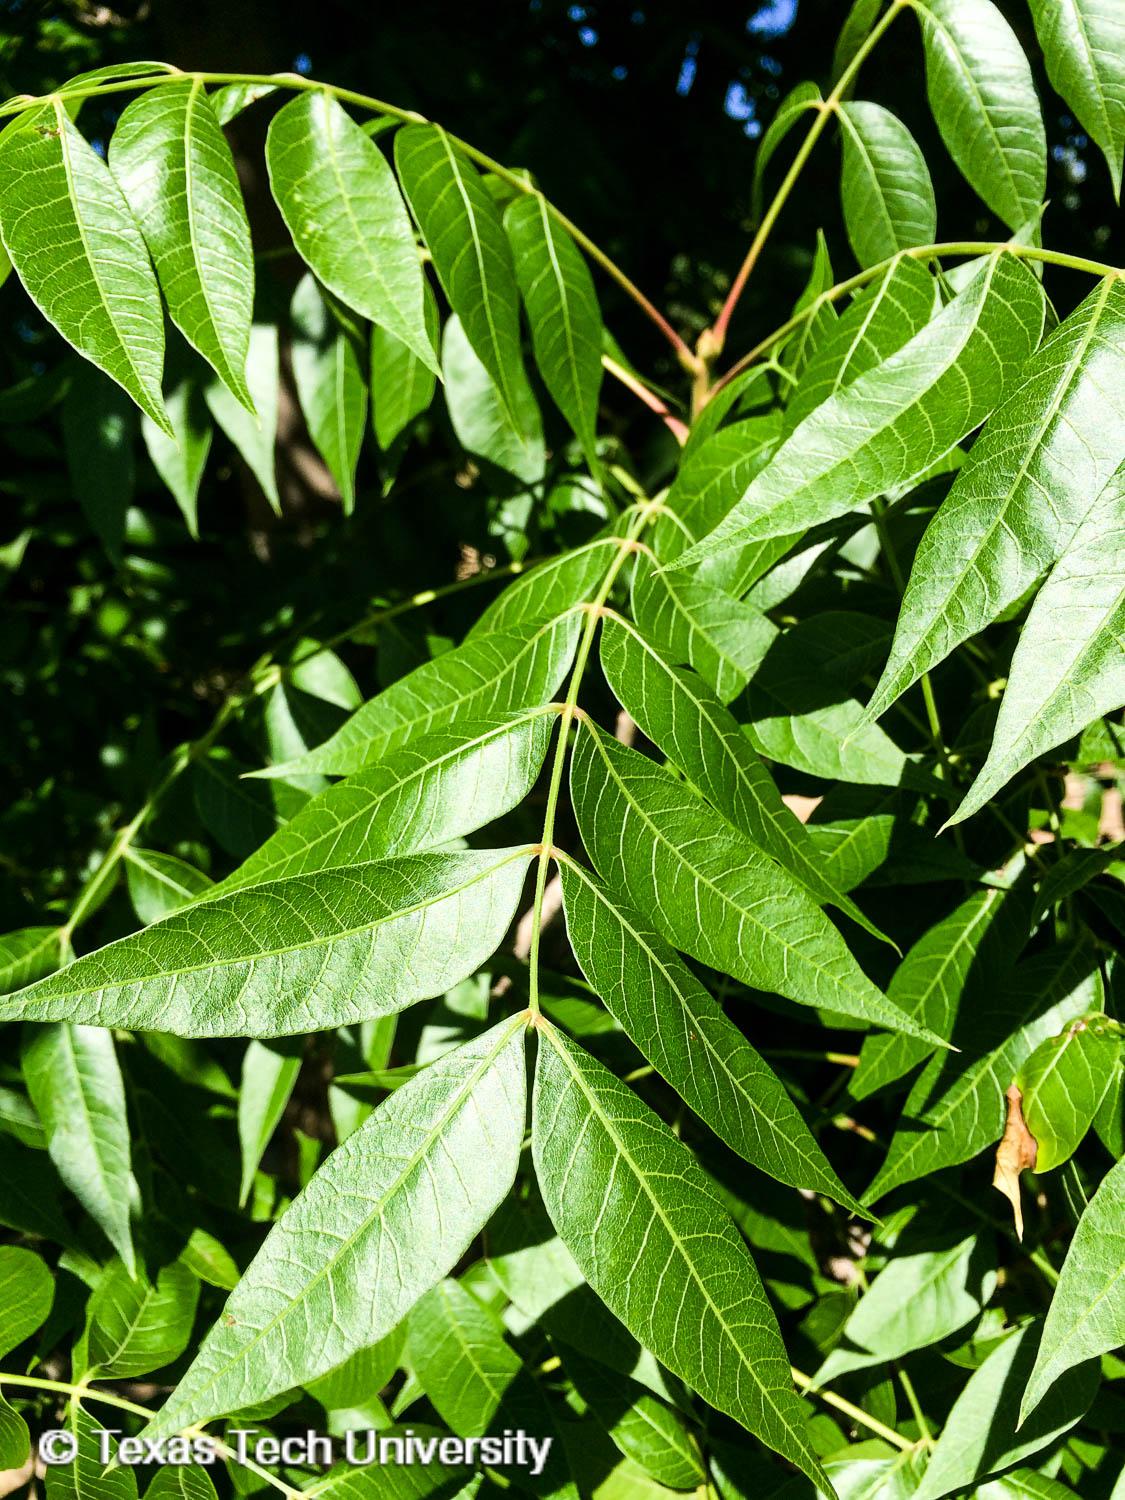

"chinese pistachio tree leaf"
[442,313,545,484]
[741,612,917,788]
[570,725,944,1045]
[532,1024,830,1492]
[124,846,214,926]
[109,79,255,410]
[209,80,277,125]
[204,322,280,512]
[21,1022,138,1272]
[0,103,171,433]
[0,928,62,996]
[504,193,603,470]
[632,564,775,705]
[950,465,1125,823]
[1015,1014,1119,1172]
[1028,0,1125,200]
[0,1393,29,1472]
[45,1403,138,1500]
[653,418,787,595]
[371,280,440,451]
[290,273,369,512]
[598,613,883,940]
[912,1323,1097,1500]
[238,1038,303,1206]
[266,91,437,375]
[837,101,937,269]
[142,1016,527,1439]
[852,887,1014,1101]
[261,612,580,778]
[831,0,885,88]
[673,253,1045,569]
[407,1279,578,1500]
[864,944,1101,1203]
[0,1245,54,1357]
[395,123,525,419]
[1021,1157,1125,1421]
[751,81,823,222]
[783,254,936,434]
[916,0,1047,231]
[815,1230,997,1385]
[867,276,1125,721]
[141,375,212,537]
[557,1343,703,1490]
[86,1258,201,1378]
[0,848,531,1038]
[558,858,868,1214]
[62,362,135,561]
[212,711,554,896]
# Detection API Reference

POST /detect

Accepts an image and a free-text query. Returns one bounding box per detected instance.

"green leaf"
[557,1344,704,1490]
[852,887,1014,1101]
[407,1279,577,1499]
[370,280,440,451]
[0,1391,30,1471]
[815,1230,997,1385]
[838,101,937,268]
[505,194,603,468]
[62,362,135,562]
[831,0,886,88]
[655,417,786,595]
[532,1024,829,1490]
[442,313,545,483]
[142,374,212,537]
[632,565,775,705]
[752,82,823,222]
[558,858,867,1213]
[110,80,255,409]
[238,1039,303,1205]
[86,1258,200,1378]
[868,276,1125,721]
[1,848,532,1038]
[21,1022,138,1271]
[1028,0,1125,199]
[0,1245,54,1357]
[261,611,580,778]
[305,1323,405,1410]
[674,253,1045,568]
[208,81,277,125]
[742,613,916,788]
[0,928,64,995]
[0,103,171,432]
[1016,1014,1119,1172]
[599,613,881,938]
[783,254,936,434]
[193,748,307,861]
[1021,1156,1125,1421]
[912,1323,1096,1500]
[290,273,369,513]
[395,124,525,419]
[204,322,280,512]
[45,1403,138,1500]
[951,465,1125,823]
[213,711,554,895]
[142,1016,527,1438]
[917,0,1046,231]
[864,945,1101,1202]
[266,91,437,374]
[570,725,944,1045]
[124,846,214,925]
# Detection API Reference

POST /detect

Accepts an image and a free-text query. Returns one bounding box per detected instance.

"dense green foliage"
[0,2,1123,1498]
